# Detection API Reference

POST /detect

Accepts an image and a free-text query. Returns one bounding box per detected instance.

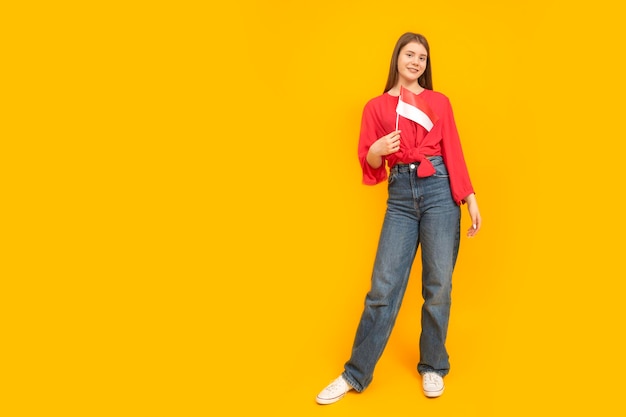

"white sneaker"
[316,375,353,405]
[422,372,444,397]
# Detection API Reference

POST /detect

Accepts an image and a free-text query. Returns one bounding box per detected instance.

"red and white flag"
[395,86,439,131]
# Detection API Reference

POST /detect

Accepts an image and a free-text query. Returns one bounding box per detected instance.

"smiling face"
[396,41,428,85]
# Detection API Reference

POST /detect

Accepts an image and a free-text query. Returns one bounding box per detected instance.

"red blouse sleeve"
[440,97,475,204]
[358,100,387,185]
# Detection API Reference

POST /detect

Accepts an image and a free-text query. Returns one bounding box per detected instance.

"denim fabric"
[342,156,460,392]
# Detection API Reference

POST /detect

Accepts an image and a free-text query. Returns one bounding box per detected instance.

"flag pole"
[395,86,401,130]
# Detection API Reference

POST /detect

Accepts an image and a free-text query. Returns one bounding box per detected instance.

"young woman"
[316,32,481,405]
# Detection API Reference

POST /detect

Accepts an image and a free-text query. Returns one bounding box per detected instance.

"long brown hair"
[383,32,433,93]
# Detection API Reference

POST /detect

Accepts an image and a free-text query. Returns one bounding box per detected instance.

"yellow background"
[2,1,625,415]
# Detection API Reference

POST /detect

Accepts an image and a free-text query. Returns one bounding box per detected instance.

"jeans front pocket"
[430,157,449,178]
[388,171,397,185]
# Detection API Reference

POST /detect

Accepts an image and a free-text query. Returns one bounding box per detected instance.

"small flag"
[395,86,439,131]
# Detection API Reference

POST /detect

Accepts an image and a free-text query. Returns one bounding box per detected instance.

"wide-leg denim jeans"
[342,156,460,392]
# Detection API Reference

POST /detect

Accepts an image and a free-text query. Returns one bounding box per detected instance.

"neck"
[390,82,424,96]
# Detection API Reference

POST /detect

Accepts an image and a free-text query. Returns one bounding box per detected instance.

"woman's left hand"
[464,193,481,237]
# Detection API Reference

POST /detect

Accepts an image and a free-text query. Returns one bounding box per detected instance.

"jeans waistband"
[391,156,440,174]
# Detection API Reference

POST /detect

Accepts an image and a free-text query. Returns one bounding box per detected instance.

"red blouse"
[358,89,475,205]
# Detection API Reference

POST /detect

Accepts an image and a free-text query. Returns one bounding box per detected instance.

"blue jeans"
[342,156,460,392]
